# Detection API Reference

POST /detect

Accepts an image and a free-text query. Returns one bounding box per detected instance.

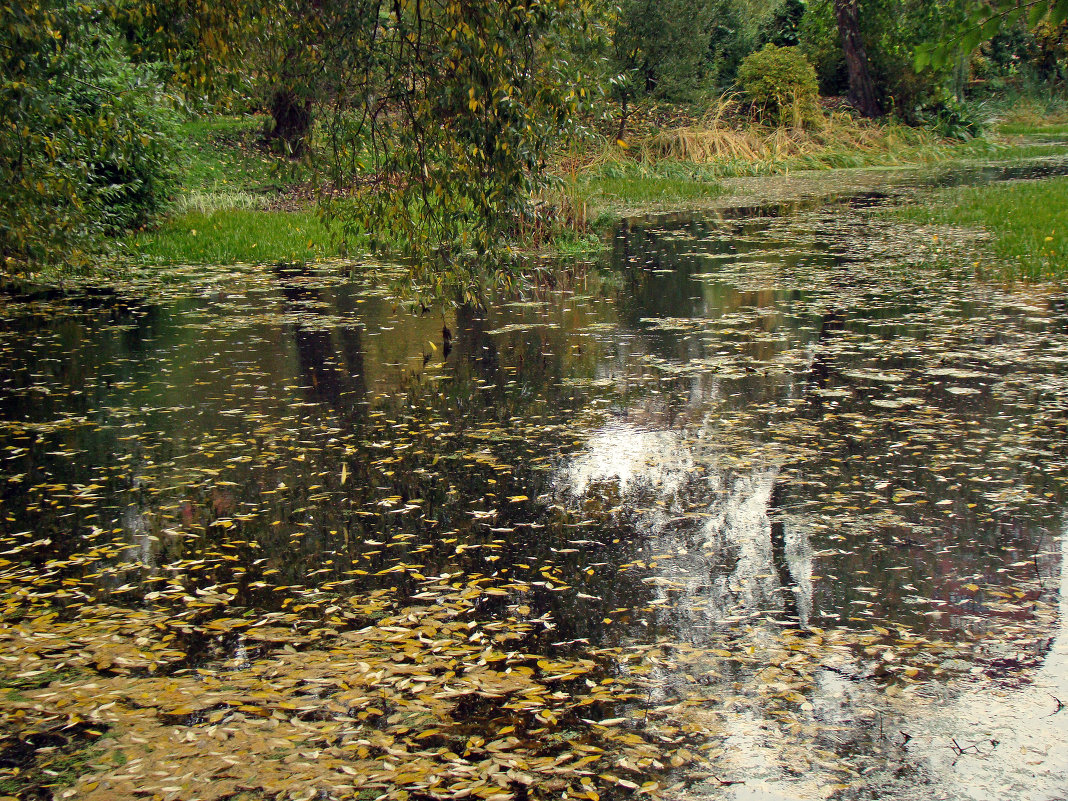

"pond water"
[2,171,1067,801]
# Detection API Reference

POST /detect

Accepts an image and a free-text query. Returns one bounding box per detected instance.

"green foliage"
[916,0,1068,73]
[1,2,178,267]
[796,0,842,95]
[707,0,771,84]
[760,0,806,48]
[1029,19,1068,80]
[737,44,819,124]
[69,24,180,233]
[914,96,985,139]
[613,0,718,100]
[800,0,970,120]
[969,19,1068,85]
[609,0,778,101]
[108,0,254,107]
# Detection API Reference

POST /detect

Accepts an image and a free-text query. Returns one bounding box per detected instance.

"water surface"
[1,175,1067,801]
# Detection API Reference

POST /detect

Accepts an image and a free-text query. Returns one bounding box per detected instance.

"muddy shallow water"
[1,170,1067,801]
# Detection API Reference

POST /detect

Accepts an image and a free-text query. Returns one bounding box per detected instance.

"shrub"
[1,4,177,268]
[915,97,985,140]
[736,44,819,126]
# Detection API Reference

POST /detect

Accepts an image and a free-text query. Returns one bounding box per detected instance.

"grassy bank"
[121,116,342,266]
[888,175,1068,280]
[126,209,334,265]
[551,102,1008,228]
[119,96,1068,271]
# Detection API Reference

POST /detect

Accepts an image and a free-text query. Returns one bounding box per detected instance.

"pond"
[1,168,1067,801]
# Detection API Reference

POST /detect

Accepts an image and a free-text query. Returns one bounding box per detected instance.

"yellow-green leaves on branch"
[317,0,599,298]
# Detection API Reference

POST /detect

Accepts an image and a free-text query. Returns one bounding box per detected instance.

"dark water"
[2,184,1067,800]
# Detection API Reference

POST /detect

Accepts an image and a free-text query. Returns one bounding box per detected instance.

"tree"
[111,0,317,151]
[109,0,255,105]
[833,0,882,116]
[254,0,331,157]
[612,0,717,100]
[312,0,598,297]
[1,1,177,267]
[5,0,597,282]
[800,0,973,119]
[608,0,780,111]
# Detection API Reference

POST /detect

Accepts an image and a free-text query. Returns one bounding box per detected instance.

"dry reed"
[641,95,938,164]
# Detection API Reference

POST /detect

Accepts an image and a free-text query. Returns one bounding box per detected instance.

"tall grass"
[638,96,991,172]
[544,94,1011,234]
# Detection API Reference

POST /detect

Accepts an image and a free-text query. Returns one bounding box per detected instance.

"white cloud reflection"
[557,418,1067,800]
[556,420,812,629]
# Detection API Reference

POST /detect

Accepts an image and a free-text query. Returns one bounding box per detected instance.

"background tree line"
[3,0,1066,281]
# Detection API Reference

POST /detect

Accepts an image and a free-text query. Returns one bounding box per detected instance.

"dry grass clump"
[641,94,939,165]
[539,93,986,241]
[995,96,1068,128]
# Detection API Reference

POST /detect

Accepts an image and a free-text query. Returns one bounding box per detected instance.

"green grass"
[553,134,998,233]
[125,106,1068,270]
[552,160,726,229]
[781,137,1002,171]
[987,141,1068,160]
[889,175,1068,280]
[125,209,340,265]
[120,116,332,265]
[583,174,725,205]
[177,116,310,201]
[996,122,1068,137]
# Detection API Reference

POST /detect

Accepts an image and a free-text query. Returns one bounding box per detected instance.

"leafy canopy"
[916,0,1068,70]
[1,1,177,267]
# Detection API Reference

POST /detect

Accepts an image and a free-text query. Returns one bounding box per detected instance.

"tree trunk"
[269,89,313,157]
[834,0,882,118]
